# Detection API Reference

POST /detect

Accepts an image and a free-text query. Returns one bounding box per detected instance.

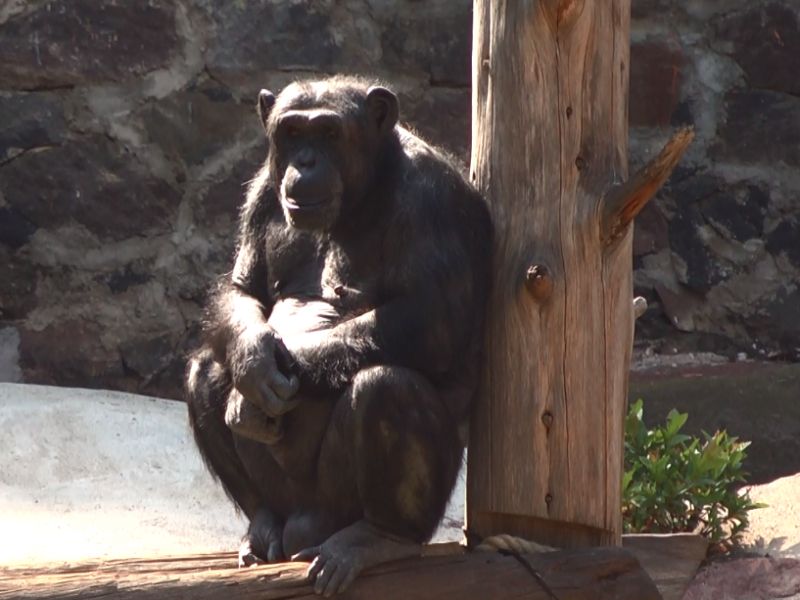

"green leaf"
[668,434,692,448]
[666,410,689,437]
[622,470,633,493]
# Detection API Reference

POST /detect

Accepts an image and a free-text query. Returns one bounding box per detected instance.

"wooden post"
[466,0,692,549]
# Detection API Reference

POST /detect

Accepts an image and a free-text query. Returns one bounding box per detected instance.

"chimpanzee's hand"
[225,388,286,444]
[230,325,301,418]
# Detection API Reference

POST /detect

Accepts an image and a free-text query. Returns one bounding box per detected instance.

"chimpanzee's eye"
[326,127,339,140]
[287,126,300,138]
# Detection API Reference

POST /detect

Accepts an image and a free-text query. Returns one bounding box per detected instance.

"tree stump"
[466,0,692,549]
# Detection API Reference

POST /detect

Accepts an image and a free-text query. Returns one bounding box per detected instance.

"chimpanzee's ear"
[257,89,276,130]
[366,85,399,134]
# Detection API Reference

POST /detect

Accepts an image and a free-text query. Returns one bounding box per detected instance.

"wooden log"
[467,0,691,550]
[0,547,662,600]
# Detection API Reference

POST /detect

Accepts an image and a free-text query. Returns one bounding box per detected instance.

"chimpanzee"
[185,75,493,596]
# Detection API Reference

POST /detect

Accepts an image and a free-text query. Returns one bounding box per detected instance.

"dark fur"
[186,75,493,571]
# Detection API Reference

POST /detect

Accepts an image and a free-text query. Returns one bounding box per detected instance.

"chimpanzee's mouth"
[284,196,332,210]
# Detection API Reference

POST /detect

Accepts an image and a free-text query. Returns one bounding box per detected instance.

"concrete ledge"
[0,383,466,566]
[0,383,244,565]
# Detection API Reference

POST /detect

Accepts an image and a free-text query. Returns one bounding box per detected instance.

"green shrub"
[622,399,766,547]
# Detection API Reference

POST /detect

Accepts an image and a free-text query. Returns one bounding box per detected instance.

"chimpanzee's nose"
[297,150,316,169]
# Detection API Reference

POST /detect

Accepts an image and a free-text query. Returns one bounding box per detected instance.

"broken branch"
[600,127,695,245]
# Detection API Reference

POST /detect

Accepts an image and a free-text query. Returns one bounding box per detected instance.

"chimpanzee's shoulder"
[393,126,490,231]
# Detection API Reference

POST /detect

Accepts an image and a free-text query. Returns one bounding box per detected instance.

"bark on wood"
[0,547,662,600]
[467,0,688,550]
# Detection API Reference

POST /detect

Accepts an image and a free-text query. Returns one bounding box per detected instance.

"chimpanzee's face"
[257,81,399,231]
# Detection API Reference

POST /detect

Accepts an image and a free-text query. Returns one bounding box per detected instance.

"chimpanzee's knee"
[185,347,262,518]
[346,366,462,542]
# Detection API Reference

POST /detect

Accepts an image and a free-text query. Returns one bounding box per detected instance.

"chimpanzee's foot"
[291,520,422,597]
[238,509,285,567]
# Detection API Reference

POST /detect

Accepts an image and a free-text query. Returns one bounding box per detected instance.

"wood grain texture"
[467,0,637,548]
[0,547,662,600]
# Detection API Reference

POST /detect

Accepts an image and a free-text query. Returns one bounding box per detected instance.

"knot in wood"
[525,264,553,302]
[545,493,553,506]
[541,411,553,429]
[575,156,586,170]
[557,0,582,27]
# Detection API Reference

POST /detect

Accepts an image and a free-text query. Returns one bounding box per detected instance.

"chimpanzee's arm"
[207,192,275,364]
[286,207,491,389]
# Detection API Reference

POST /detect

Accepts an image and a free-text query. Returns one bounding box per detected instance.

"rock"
[0,0,179,90]
[0,328,22,383]
[18,320,123,388]
[633,202,670,256]
[670,172,719,204]
[631,0,680,20]
[0,248,39,320]
[766,220,800,266]
[0,205,37,250]
[629,39,685,128]
[205,0,472,93]
[120,334,178,384]
[684,557,800,600]
[668,205,726,294]
[205,0,342,87]
[171,242,236,309]
[142,80,256,169]
[0,136,182,242]
[102,263,154,295]
[670,100,694,128]
[713,3,800,97]
[713,89,800,168]
[654,282,704,332]
[198,139,269,225]
[142,325,203,400]
[400,87,472,159]
[0,92,67,162]
[763,288,800,359]
[699,189,764,243]
[380,1,472,86]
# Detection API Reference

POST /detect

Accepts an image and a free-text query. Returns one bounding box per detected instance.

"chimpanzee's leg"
[290,365,463,596]
[185,348,285,565]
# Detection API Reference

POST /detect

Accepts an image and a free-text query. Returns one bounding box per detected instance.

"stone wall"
[629,0,800,361]
[0,0,798,399]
